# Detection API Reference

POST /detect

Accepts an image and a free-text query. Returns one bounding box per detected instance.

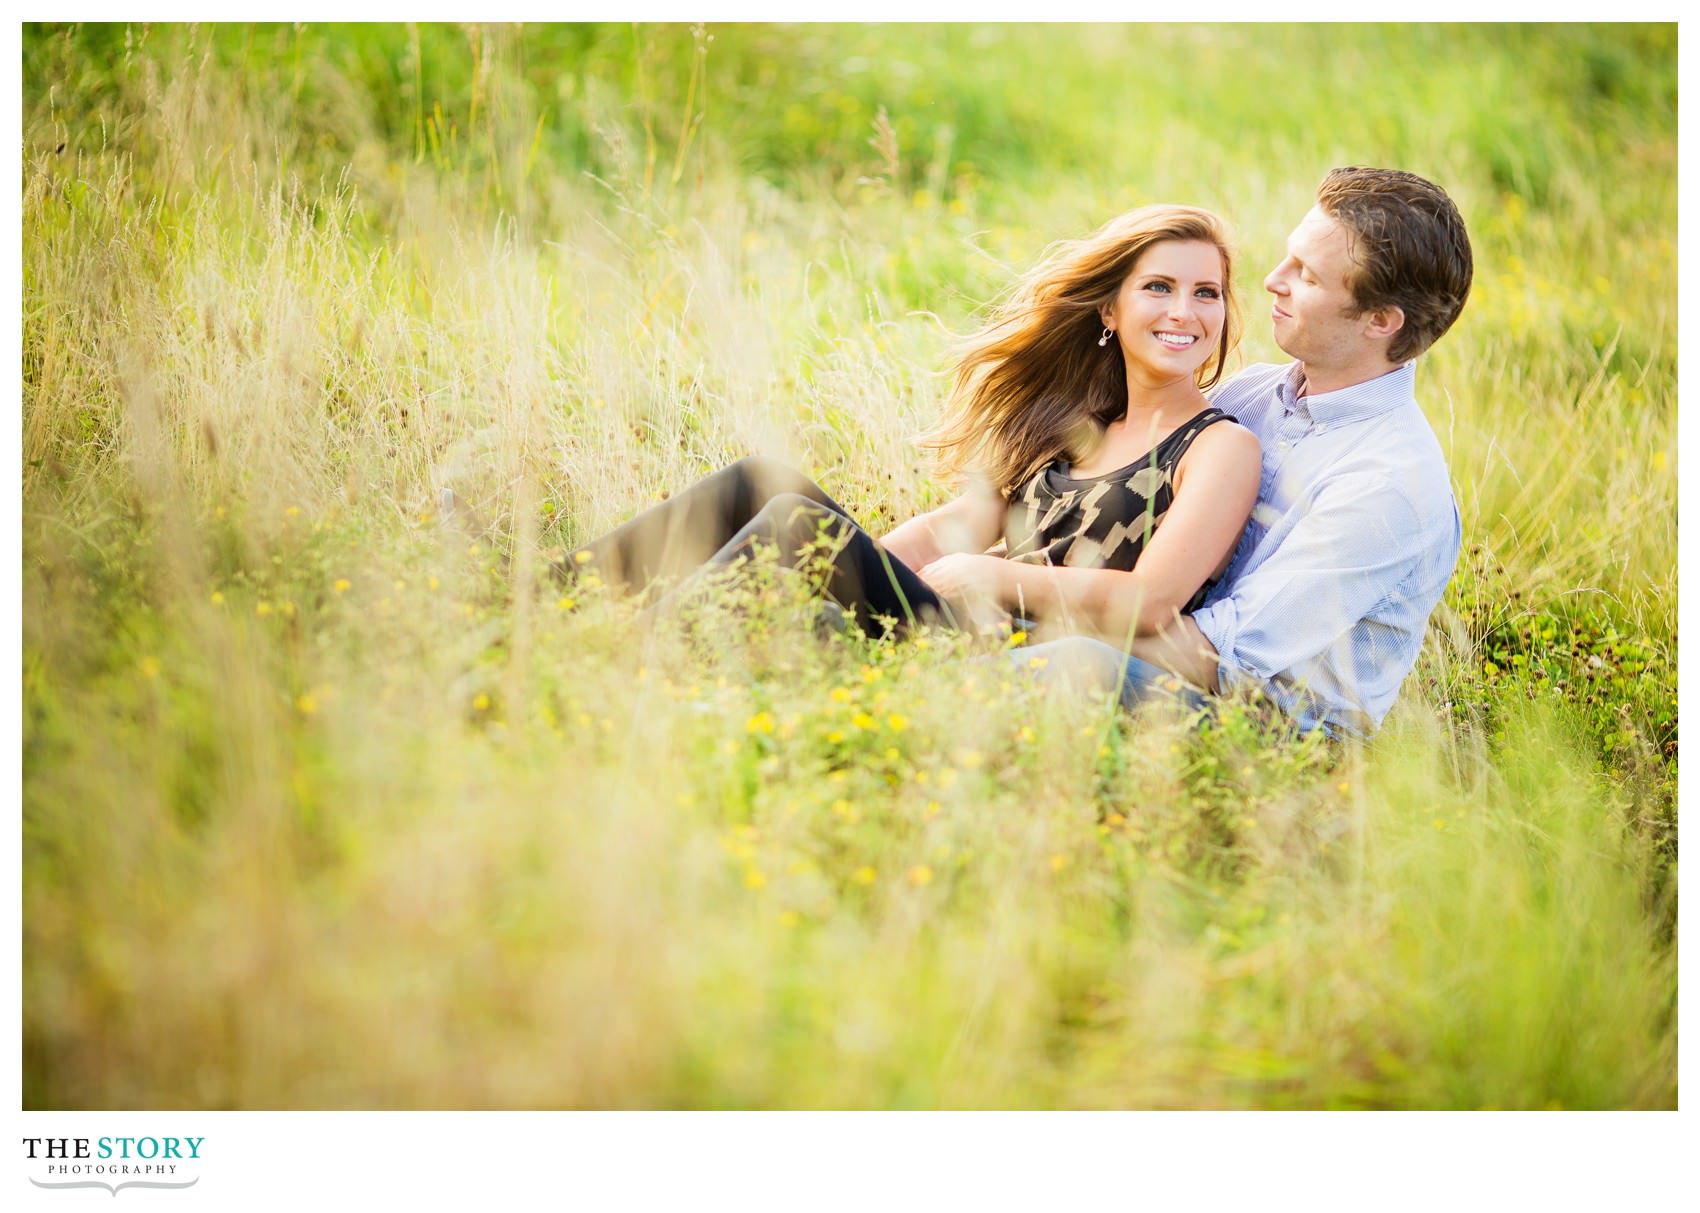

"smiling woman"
[566,204,1260,662]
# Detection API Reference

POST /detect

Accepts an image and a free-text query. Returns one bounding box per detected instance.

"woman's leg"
[653,492,959,636]
[563,456,850,594]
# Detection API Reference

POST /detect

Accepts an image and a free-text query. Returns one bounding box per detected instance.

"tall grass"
[21,23,1675,1108]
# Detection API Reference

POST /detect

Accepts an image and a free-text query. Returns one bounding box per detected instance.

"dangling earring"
[1098,327,1114,348]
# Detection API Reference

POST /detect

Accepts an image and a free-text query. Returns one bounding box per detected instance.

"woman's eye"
[1144,281,1170,293]
[1196,287,1220,300]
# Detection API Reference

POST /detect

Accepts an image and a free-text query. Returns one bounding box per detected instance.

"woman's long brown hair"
[922,205,1238,495]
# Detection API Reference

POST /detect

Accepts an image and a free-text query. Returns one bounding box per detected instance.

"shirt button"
[1277,440,1289,451]
[1315,422,1327,434]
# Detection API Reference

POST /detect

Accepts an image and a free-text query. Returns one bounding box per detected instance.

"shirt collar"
[1280,360,1417,427]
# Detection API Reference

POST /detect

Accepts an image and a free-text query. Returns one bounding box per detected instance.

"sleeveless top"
[1002,407,1236,613]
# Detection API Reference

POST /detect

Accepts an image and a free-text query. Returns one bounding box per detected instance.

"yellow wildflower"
[427,576,440,590]
[255,601,272,617]
[852,866,877,886]
[1049,853,1069,873]
[473,693,491,712]
[139,656,161,679]
[1028,655,1049,670]
[778,909,800,928]
[745,711,777,735]
[851,711,878,731]
[209,591,225,605]
[285,506,300,518]
[907,864,934,886]
[743,868,767,890]
[573,550,593,564]
[556,596,576,610]
[830,687,853,703]
[333,578,351,595]
[295,693,318,715]
[886,712,910,732]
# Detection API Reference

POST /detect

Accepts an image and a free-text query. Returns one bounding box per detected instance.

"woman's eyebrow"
[1140,272,1222,287]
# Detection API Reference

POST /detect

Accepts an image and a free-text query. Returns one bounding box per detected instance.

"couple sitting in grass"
[568,166,1473,738]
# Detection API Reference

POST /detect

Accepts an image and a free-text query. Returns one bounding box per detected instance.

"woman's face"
[1101,239,1227,382]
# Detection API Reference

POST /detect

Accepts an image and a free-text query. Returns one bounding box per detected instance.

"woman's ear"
[1098,300,1117,329]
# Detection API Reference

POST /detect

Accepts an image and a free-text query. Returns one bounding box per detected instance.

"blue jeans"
[1009,636,1209,715]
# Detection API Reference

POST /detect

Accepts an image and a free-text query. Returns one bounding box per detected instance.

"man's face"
[1263,206,1370,368]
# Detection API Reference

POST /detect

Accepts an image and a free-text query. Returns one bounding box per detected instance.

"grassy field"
[21,23,1676,1108]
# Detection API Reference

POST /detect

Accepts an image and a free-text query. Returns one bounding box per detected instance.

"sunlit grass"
[21,22,1675,1108]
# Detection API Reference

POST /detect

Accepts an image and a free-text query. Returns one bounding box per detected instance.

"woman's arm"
[879,486,1008,571]
[922,423,1260,638]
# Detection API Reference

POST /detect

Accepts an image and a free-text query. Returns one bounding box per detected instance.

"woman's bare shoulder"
[1189,414,1261,461]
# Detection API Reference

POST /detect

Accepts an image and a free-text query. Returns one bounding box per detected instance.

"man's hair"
[1315,167,1473,363]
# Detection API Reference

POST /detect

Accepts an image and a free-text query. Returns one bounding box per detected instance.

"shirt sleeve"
[1191,474,1427,708]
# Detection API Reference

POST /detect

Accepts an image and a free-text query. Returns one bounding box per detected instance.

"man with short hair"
[1029,166,1473,736]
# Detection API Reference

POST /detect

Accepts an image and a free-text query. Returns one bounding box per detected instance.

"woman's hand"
[919,552,1012,633]
[918,552,1006,602]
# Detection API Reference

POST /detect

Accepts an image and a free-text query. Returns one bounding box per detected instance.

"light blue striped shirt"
[1193,361,1461,736]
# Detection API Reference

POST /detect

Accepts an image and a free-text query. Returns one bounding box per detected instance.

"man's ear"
[1364,305,1406,343]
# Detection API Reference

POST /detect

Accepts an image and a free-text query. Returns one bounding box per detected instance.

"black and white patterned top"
[1002,407,1235,613]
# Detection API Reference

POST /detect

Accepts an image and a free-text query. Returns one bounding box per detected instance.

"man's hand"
[1125,615,1221,694]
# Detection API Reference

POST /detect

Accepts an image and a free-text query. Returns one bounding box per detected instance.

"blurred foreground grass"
[22,23,1675,1107]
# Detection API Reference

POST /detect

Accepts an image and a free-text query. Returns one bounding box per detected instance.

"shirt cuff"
[1190,598,1250,695]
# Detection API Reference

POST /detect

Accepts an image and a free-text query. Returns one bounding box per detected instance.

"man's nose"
[1264,260,1290,294]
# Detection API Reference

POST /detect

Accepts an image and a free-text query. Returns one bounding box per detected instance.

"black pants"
[565,457,959,635]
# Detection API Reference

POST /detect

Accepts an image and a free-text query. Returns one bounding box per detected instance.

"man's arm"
[1188,473,1439,707]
